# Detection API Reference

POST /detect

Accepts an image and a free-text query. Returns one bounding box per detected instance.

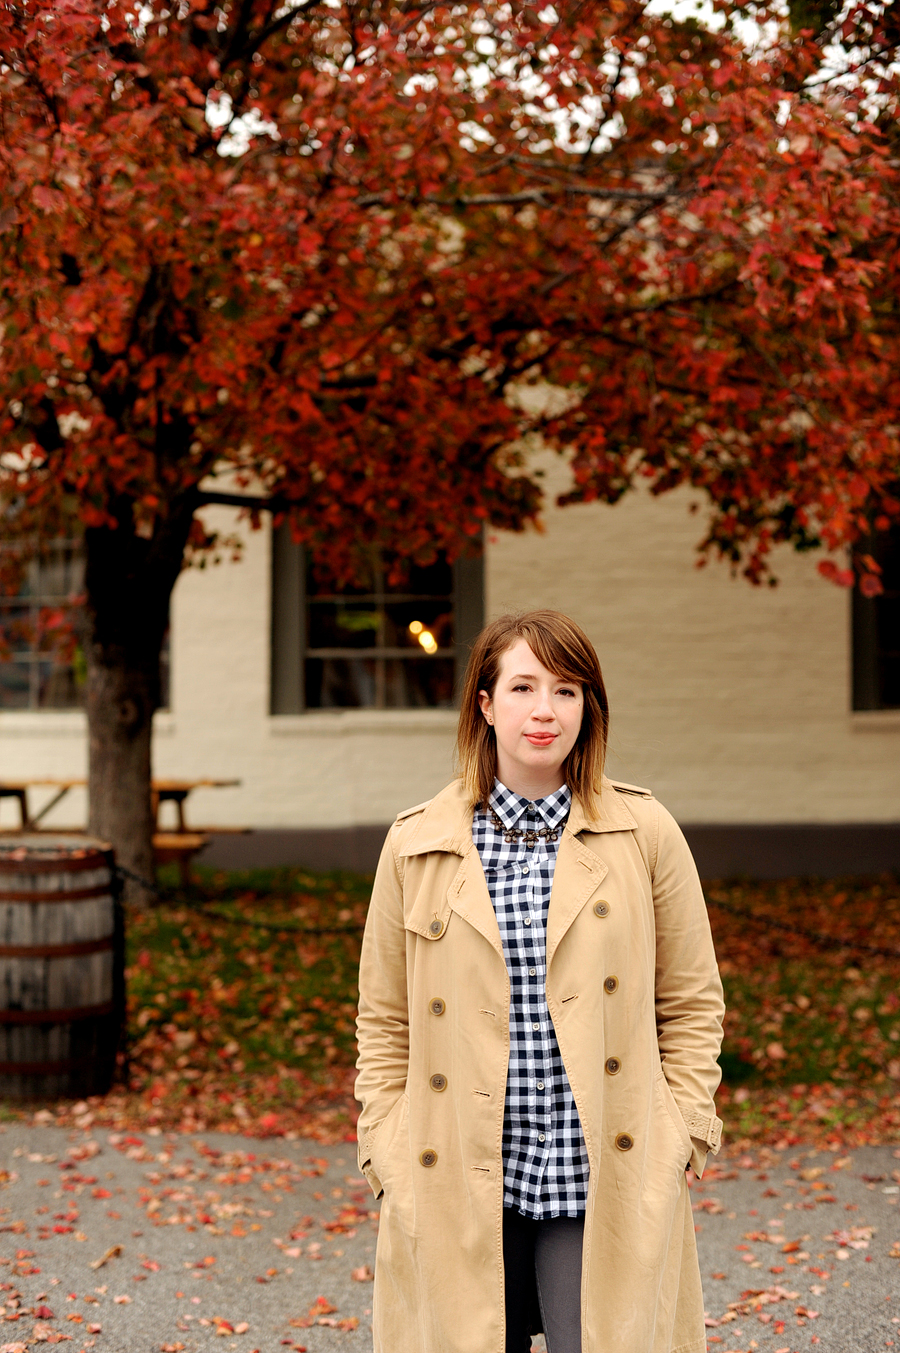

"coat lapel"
[397,779,504,956]
[546,778,639,966]
[546,829,608,968]
[448,846,505,957]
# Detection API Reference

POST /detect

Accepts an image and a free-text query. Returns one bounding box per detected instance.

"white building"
[2,454,898,876]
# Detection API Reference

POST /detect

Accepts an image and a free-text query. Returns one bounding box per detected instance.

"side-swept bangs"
[456,610,609,816]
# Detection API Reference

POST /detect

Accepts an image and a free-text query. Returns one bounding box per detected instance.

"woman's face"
[478,638,584,798]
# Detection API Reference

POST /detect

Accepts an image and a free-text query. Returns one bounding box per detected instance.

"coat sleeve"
[355,824,410,1198]
[651,800,725,1177]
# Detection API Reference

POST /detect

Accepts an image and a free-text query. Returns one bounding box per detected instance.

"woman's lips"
[525,733,557,746]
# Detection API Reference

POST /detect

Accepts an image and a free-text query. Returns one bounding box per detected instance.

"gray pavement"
[0,1125,898,1352]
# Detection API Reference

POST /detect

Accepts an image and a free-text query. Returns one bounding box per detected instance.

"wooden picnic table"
[0,777,244,885]
[0,777,241,832]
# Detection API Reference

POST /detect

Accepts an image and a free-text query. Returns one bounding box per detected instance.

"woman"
[355,610,725,1353]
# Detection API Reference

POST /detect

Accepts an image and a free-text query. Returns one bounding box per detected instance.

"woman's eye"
[558,688,576,697]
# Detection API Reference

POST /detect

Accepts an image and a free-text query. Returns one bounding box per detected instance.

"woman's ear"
[477,689,493,726]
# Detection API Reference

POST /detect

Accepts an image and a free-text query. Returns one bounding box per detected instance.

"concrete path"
[1,1125,898,1352]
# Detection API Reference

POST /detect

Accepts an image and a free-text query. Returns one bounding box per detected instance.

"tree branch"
[195,490,287,512]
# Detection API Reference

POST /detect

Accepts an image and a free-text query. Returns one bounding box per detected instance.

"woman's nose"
[533,690,554,719]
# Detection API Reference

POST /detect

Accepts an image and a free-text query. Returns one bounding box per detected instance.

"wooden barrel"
[0,835,123,1100]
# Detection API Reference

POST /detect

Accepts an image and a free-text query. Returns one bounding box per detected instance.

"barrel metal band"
[0,853,110,876]
[0,936,114,959]
[0,1000,114,1025]
[0,884,112,903]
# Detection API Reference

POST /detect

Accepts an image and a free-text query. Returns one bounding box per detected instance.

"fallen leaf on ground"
[351,1265,374,1282]
[90,1245,123,1270]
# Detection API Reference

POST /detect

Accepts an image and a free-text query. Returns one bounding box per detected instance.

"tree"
[1,0,898,891]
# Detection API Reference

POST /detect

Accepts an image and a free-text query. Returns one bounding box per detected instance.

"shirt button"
[537,1081,544,1090]
[522,866,529,875]
[532,1022,540,1031]
[538,1133,546,1142]
[524,917,532,926]
[529,968,536,976]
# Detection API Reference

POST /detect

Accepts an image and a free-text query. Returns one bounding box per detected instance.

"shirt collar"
[489,779,572,831]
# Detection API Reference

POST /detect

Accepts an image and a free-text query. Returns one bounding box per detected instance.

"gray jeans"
[503,1207,584,1353]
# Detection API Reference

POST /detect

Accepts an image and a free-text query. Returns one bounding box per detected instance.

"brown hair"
[456,610,609,817]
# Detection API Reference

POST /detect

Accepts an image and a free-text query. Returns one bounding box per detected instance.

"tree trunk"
[83,492,198,904]
[86,650,156,903]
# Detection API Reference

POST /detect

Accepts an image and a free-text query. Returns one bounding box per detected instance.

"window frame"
[851,523,900,711]
[270,523,484,714]
[0,539,86,712]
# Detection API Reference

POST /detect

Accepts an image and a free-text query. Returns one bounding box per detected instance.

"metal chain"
[192,900,363,936]
[106,863,900,958]
[113,862,165,900]
[705,895,900,960]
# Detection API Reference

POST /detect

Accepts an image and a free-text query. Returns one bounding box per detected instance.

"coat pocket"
[655,1068,693,1168]
[370,1092,410,1194]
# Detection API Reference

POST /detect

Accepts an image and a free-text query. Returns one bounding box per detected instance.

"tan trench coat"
[355,777,725,1353]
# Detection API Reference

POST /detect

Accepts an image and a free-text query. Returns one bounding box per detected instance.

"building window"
[270,524,484,712]
[852,523,900,710]
[0,541,85,710]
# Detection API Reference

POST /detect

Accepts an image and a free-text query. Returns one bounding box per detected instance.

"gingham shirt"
[473,780,589,1219]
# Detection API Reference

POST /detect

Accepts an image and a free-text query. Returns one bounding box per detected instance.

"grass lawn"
[10,867,900,1149]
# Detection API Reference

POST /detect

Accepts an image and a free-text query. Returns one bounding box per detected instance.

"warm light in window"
[408,620,423,635]
[417,630,438,654]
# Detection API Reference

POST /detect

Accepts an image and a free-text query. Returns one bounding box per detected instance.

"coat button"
[419,1149,438,1167]
[429,997,446,1015]
[604,975,618,993]
[428,918,445,937]
[605,1056,621,1075]
[593,900,610,918]
[430,1073,447,1092]
[615,1133,634,1152]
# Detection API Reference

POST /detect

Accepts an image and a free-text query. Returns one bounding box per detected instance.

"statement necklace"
[489,807,559,849]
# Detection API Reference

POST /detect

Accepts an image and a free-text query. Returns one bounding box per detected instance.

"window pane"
[0,658,31,710]
[307,601,380,650]
[36,659,82,710]
[383,602,453,652]
[306,555,376,598]
[24,545,83,600]
[384,558,454,596]
[0,540,87,711]
[877,589,900,707]
[853,522,900,710]
[305,657,379,708]
[383,657,455,708]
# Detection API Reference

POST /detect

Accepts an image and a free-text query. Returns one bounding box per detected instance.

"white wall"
[487,456,900,825]
[1,481,898,832]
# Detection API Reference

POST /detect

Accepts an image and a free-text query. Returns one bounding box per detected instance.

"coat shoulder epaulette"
[608,779,654,799]
[395,798,433,822]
